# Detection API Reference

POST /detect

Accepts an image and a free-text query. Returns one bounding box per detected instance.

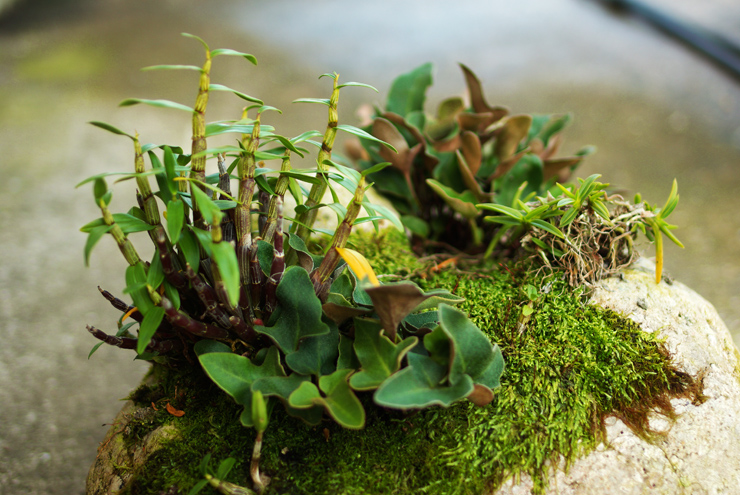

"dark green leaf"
[255,267,330,353]
[211,241,240,307]
[137,306,165,354]
[166,200,185,244]
[178,228,201,272]
[349,319,417,391]
[284,320,340,377]
[146,250,165,291]
[289,369,365,429]
[374,352,473,409]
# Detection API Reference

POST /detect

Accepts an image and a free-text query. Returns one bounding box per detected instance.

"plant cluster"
[80,34,504,493]
[353,63,683,284]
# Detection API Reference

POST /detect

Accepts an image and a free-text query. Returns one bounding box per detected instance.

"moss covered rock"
[86,235,738,495]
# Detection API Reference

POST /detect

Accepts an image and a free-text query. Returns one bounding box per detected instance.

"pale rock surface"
[496,258,740,495]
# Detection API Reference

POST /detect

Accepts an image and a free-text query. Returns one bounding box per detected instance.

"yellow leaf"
[336,248,380,287]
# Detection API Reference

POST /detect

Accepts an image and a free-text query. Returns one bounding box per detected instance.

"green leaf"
[210,48,258,65]
[147,151,172,204]
[215,458,237,480]
[531,219,565,238]
[181,32,209,51]
[84,225,112,266]
[137,306,165,354]
[211,241,240,307]
[336,124,397,153]
[289,369,365,429]
[386,62,433,117]
[141,64,202,72]
[426,179,479,219]
[88,121,134,139]
[336,81,379,92]
[119,98,194,113]
[125,263,154,315]
[80,213,155,234]
[198,346,285,427]
[190,186,222,225]
[349,319,418,391]
[255,267,330,353]
[166,200,185,244]
[284,319,340,377]
[193,339,232,356]
[477,203,524,220]
[163,281,181,310]
[361,201,404,232]
[401,215,430,238]
[146,250,165,290]
[374,352,473,409]
[209,83,263,104]
[433,304,502,386]
[178,228,201,272]
[293,98,331,106]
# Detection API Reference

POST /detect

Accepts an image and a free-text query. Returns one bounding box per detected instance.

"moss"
[113,230,701,495]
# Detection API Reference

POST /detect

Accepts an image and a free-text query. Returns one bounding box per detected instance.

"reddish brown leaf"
[166,403,185,417]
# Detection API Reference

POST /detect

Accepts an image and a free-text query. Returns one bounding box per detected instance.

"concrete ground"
[0,0,738,493]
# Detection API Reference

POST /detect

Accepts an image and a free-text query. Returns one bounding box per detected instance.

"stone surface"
[86,257,740,494]
[497,258,740,495]
[86,374,180,495]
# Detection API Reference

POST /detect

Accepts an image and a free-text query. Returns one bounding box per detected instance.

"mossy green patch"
[114,230,700,495]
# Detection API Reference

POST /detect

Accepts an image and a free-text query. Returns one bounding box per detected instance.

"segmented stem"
[161,296,229,339]
[153,227,188,289]
[185,264,232,329]
[189,48,212,227]
[261,153,291,243]
[99,200,141,266]
[312,177,365,290]
[236,111,260,286]
[293,75,340,241]
[262,197,284,320]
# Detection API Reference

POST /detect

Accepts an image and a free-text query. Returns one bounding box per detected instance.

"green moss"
[115,230,700,495]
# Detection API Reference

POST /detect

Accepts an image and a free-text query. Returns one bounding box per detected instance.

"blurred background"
[0,0,738,493]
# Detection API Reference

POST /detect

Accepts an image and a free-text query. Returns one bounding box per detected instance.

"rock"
[86,258,740,494]
[86,374,180,495]
[497,258,740,494]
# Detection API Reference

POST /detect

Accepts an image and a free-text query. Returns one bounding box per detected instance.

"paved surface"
[0,0,738,493]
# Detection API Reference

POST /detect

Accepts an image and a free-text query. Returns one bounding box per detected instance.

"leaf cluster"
[81,34,504,475]
[352,63,683,284]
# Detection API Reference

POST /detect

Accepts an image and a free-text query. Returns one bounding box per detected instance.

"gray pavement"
[0,1,738,493]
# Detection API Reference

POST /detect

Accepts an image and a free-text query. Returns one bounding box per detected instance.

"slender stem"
[261,153,291,243]
[250,431,265,493]
[99,200,141,266]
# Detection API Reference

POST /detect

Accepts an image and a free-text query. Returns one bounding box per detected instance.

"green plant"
[353,63,683,284]
[80,34,504,492]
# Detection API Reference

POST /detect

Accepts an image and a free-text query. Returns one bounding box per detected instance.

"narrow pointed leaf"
[119,98,194,113]
[137,306,165,354]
